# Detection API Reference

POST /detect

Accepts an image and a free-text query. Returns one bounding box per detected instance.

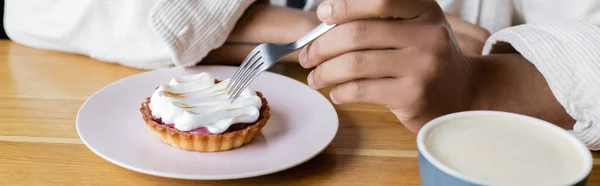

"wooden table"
[0,40,599,185]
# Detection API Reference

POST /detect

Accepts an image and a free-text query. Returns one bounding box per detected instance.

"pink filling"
[152,117,251,134]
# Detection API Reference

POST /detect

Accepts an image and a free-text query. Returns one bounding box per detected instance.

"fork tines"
[227,49,264,103]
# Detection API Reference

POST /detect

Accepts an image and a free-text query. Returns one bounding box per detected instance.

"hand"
[299,0,474,132]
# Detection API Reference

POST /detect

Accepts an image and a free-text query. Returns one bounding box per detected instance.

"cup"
[417,111,592,186]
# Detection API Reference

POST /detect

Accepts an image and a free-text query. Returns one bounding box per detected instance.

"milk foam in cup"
[417,111,592,186]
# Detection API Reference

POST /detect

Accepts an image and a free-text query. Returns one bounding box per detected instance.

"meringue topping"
[148,72,262,134]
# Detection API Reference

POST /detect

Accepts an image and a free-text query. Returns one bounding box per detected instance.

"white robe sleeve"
[4,0,255,69]
[148,0,256,67]
[482,21,600,150]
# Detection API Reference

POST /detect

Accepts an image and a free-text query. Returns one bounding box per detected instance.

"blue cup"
[416,111,592,186]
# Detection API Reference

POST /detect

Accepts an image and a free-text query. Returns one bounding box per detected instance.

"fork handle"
[288,23,337,50]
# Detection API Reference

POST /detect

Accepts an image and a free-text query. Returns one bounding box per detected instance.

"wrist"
[467,54,523,111]
[466,55,492,111]
[467,54,576,129]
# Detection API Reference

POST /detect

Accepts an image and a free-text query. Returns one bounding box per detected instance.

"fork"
[227,23,337,103]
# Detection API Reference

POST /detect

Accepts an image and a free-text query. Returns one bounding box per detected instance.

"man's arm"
[469,53,576,129]
[203,3,320,64]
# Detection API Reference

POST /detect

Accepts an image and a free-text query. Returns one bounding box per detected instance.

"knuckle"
[429,24,452,42]
[349,21,369,45]
[385,79,426,112]
[348,52,367,76]
[347,81,366,99]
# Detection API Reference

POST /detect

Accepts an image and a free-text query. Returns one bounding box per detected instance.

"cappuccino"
[424,115,589,185]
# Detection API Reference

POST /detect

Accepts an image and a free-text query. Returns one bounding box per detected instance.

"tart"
[139,73,270,152]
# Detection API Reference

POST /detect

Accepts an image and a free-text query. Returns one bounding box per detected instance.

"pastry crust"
[140,92,270,152]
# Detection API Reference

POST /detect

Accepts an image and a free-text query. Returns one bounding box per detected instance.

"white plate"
[76,66,338,180]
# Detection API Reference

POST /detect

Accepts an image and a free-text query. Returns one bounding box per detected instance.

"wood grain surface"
[1,41,599,186]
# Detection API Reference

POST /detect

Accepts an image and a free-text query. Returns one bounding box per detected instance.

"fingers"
[316,0,436,24]
[329,78,423,107]
[299,20,420,68]
[307,50,404,89]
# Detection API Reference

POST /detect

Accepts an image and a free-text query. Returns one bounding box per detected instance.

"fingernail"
[317,2,332,20]
[307,70,314,87]
[330,90,339,104]
[299,47,308,65]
